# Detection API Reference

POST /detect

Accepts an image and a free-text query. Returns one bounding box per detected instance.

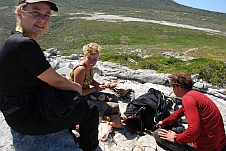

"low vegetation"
[100,51,226,88]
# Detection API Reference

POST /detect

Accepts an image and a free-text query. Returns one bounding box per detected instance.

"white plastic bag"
[98,122,109,141]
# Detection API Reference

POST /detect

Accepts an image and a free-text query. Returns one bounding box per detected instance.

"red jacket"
[162,90,226,151]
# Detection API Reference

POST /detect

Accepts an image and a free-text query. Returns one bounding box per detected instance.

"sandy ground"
[69,12,223,35]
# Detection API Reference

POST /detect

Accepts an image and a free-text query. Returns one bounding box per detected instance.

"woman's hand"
[95,85,106,92]
[158,129,177,143]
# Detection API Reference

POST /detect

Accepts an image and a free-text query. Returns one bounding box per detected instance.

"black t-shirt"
[0,31,50,96]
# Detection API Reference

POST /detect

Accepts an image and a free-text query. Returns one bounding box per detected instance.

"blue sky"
[173,0,226,13]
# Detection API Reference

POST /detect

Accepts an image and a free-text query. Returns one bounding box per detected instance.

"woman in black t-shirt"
[0,1,99,151]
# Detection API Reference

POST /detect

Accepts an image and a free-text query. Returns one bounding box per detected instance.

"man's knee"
[153,128,169,146]
[153,128,162,143]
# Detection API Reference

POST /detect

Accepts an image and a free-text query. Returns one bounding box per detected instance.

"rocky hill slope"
[0,51,225,151]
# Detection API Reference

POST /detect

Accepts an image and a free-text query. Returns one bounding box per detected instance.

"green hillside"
[0,0,225,87]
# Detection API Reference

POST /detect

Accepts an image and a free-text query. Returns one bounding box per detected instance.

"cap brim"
[18,0,58,12]
[47,1,58,12]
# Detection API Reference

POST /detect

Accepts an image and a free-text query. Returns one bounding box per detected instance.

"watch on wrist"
[173,135,177,143]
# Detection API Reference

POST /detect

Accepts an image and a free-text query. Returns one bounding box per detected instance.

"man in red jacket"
[153,72,226,151]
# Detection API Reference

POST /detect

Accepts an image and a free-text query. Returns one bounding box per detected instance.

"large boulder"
[11,128,82,151]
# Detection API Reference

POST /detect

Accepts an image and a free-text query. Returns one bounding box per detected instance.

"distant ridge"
[56,0,226,15]
[0,0,226,46]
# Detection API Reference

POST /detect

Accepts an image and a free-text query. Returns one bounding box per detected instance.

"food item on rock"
[98,94,106,101]
[90,95,97,101]
[104,116,111,122]
[109,82,117,88]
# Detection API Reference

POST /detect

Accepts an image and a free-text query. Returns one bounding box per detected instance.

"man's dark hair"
[169,72,193,90]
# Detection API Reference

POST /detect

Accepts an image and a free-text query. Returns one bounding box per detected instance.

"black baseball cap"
[18,0,58,12]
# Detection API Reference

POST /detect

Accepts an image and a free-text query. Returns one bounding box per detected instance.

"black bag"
[124,88,171,134]
[123,106,146,134]
[36,83,83,123]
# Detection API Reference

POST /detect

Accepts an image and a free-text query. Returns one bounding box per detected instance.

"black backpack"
[123,88,171,134]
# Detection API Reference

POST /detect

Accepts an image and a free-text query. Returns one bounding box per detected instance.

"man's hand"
[156,121,164,128]
[158,129,177,143]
